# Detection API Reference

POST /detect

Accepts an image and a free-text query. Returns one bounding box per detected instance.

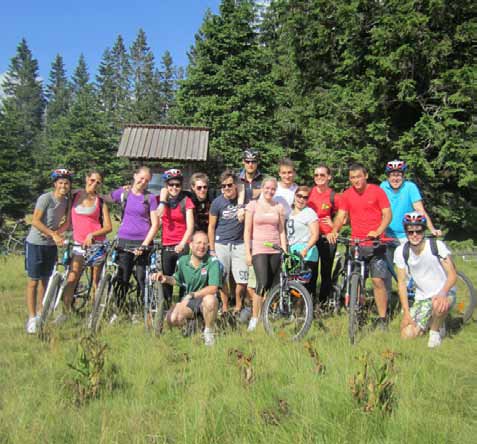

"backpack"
[402,237,442,272]
[72,191,105,227]
[121,190,151,222]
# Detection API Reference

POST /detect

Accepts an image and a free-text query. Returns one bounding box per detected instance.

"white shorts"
[215,243,248,284]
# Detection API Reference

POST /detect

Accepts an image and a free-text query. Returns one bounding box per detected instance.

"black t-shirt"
[185,191,212,233]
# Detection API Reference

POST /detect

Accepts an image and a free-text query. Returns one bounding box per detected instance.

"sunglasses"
[296,194,309,200]
[167,182,181,188]
[195,185,208,191]
[244,160,257,164]
[406,230,424,235]
[221,183,234,189]
[314,173,327,177]
[89,178,102,185]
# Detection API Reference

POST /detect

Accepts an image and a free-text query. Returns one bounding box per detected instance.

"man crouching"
[152,231,221,346]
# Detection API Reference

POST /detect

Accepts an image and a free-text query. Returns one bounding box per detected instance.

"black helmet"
[243,148,259,162]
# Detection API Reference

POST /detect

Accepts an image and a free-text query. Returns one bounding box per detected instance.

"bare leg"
[429,299,449,332]
[251,290,263,319]
[233,283,246,313]
[202,294,218,329]
[26,279,39,318]
[372,277,387,318]
[169,301,194,327]
[62,256,84,312]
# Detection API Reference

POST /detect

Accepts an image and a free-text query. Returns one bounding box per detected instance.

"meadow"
[0,253,476,444]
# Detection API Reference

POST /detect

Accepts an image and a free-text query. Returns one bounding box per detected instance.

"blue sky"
[1,0,222,82]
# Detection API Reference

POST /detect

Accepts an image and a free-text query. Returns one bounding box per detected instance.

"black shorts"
[25,242,57,280]
[359,246,388,280]
[186,297,203,315]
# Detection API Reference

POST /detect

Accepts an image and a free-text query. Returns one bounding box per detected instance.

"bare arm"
[208,214,218,254]
[191,285,219,299]
[367,207,392,238]
[397,266,414,329]
[244,209,253,266]
[141,209,160,247]
[83,201,113,247]
[301,219,319,258]
[31,208,64,246]
[278,208,287,251]
[177,208,194,250]
[327,209,347,244]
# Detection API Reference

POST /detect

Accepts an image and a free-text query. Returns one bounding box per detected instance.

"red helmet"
[385,160,408,174]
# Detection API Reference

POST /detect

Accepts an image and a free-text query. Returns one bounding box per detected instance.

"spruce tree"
[45,54,71,124]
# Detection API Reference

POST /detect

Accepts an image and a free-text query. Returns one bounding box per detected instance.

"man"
[273,158,298,217]
[24,168,72,334]
[380,160,441,298]
[153,231,221,346]
[394,212,456,348]
[239,148,263,204]
[208,170,248,313]
[327,163,392,328]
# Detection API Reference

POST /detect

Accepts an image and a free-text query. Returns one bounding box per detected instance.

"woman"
[159,169,195,303]
[109,166,159,310]
[61,170,112,317]
[286,186,319,295]
[308,164,340,307]
[244,177,287,331]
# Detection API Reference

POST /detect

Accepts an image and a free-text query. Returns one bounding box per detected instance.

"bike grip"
[263,241,274,248]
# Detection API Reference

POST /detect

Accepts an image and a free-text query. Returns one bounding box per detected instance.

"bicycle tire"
[72,266,92,312]
[89,273,112,333]
[348,273,362,345]
[38,273,63,336]
[151,282,167,336]
[450,271,476,323]
[262,280,313,341]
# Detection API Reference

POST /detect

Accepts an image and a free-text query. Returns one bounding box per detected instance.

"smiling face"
[85,173,103,194]
[221,177,237,200]
[243,158,258,175]
[190,231,209,259]
[278,165,295,187]
[406,226,425,246]
[294,191,309,210]
[313,167,331,188]
[53,178,71,197]
[388,171,404,190]
[166,180,182,197]
[349,168,368,193]
[192,179,208,201]
[133,169,152,192]
[261,179,277,201]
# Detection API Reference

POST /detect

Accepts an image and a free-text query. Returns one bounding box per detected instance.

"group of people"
[23,149,457,349]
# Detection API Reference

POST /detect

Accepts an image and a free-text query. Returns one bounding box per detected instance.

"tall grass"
[0,254,476,444]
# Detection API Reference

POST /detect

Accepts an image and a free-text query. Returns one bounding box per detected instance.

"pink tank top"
[71,192,105,244]
[247,200,283,255]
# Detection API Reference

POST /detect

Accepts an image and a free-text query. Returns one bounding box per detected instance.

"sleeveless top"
[71,192,105,244]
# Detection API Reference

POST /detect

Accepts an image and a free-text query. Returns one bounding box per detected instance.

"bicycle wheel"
[348,273,362,345]
[88,273,112,333]
[72,266,92,312]
[262,280,314,341]
[38,273,63,335]
[449,271,476,323]
[150,282,167,336]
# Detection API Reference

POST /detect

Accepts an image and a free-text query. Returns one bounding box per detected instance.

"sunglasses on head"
[167,182,181,188]
[406,229,424,235]
[195,185,208,191]
[295,193,309,200]
[221,183,234,189]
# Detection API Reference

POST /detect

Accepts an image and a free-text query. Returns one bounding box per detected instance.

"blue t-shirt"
[210,195,244,245]
[380,180,422,239]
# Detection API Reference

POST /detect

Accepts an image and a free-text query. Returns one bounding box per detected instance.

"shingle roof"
[117,124,209,161]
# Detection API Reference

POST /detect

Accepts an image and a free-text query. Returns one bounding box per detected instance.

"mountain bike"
[261,242,314,341]
[38,241,107,336]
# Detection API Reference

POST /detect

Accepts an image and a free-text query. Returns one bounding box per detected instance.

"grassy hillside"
[0,254,476,444]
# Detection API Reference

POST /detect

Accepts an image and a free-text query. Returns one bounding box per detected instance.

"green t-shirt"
[173,254,222,294]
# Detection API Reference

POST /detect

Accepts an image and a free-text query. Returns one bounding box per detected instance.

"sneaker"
[203,328,215,346]
[26,316,37,334]
[53,313,69,325]
[247,317,258,332]
[428,330,442,348]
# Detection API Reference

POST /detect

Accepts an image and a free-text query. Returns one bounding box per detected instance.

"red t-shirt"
[308,187,341,235]
[161,197,195,245]
[340,184,390,239]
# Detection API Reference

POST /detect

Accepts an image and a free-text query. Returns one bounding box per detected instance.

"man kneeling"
[394,212,457,348]
[152,231,221,346]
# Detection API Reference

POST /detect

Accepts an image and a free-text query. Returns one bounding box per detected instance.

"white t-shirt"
[286,207,318,245]
[274,183,297,218]
[394,240,451,301]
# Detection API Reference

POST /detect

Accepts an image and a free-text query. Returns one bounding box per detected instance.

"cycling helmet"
[385,160,408,174]
[243,148,259,162]
[162,168,183,182]
[403,212,427,228]
[50,168,73,182]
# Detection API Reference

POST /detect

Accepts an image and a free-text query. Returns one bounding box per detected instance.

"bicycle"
[0,219,26,256]
[261,242,314,341]
[38,241,107,336]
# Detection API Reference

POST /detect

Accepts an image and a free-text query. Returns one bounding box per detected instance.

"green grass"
[0,254,476,444]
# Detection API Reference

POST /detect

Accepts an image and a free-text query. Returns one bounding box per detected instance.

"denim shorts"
[25,241,57,280]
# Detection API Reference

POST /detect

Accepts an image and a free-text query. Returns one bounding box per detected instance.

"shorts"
[25,241,57,280]
[359,246,388,279]
[411,290,456,331]
[215,243,248,284]
[247,266,256,289]
[186,296,203,315]
[72,243,106,266]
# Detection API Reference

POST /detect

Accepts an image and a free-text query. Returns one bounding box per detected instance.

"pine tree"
[45,54,71,123]
[72,54,90,96]
[158,51,177,123]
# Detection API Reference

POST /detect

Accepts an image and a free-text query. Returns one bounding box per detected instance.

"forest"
[0,0,475,238]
